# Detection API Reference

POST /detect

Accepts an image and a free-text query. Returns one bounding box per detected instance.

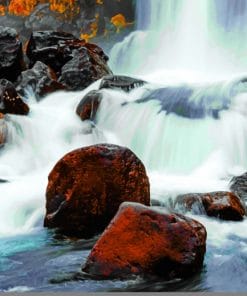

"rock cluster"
[0,26,112,116]
[25,30,112,92]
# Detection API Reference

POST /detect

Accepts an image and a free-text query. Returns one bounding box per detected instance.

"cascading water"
[2,0,247,292]
[110,0,247,79]
[0,86,102,237]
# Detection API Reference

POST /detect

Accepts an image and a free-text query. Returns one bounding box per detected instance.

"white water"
[2,79,247,237]
[0,83,106,237]
[110,0,247,80]
[2,1,247,291]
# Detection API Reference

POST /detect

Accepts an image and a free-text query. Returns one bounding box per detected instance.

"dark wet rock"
[76,90,103,121]
[0,79,29,115]
[44,144,150,238]
[58,45,112,91]
[82,202,207,279]
[0,178,8,183]
[175,192,246,221]
[151,199,165,207]
[99,75,146,92]
[26,31,112,90]
[230,173,247,204]
[0,26,25,82]
[16,61,65,99]
[26,31,81,73]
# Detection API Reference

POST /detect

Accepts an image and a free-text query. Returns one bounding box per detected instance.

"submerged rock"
[26,31,112,90]
[16,61,65,99]
[136,84,230,119]
[82,202,207,279]
[76,90,103,121]
[230,173,247,204]
[0,79,29,115]
[175,192,246,221]
[0,26,25,82]
[99,75,146,92]
[44,144,150,238]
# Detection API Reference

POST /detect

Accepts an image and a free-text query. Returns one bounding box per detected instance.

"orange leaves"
[49,0,79,19]
[111,14,130,33]
[0,5,5,16]
[8,0,37,16]
[50,0,76,14]
[7,0,79,18]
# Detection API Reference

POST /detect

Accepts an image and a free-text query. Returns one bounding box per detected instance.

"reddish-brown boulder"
[44,144,150,238]
[0,79,29,115]
[175,191,246,221]
[76,90,103,121]
[0,113,7,147]
[58,45,112,91]
[16,61,65,99]
[82,202,207,279]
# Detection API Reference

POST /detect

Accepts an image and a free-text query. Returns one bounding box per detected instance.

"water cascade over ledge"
[110,0,247,79]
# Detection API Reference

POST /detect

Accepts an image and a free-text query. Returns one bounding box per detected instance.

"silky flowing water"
[1,0,247,292]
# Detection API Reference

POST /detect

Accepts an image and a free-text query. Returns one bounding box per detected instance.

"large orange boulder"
[44,144,150,238]
[82,202,207,279]
[175,192,246,221]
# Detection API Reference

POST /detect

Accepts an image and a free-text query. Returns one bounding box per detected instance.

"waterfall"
[95,78,247,176]
[110,0,247,79]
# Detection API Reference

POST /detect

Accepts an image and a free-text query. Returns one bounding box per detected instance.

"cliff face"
[0,0,136,43]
